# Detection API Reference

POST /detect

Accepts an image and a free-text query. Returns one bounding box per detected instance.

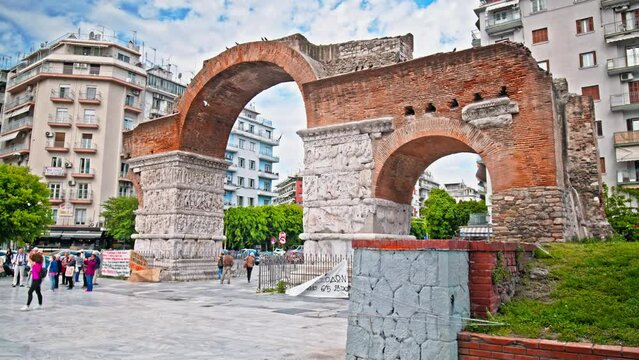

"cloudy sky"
[0,0,482,188]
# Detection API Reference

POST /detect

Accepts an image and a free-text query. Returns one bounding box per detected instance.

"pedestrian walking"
[12,248,27,287]
[92,251,101,285]
[21,252,45,311]
[55,256,62,289]
[244,253,255,283]
[217,253,224,280]
[220,251,234,285]
[47,255,60,291]
[60,252,68,286]
[4,248,14,277]
[65,254,76,290]
[83,254,98,292]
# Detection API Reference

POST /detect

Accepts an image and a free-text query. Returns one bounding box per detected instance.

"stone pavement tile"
[0,277,347,359]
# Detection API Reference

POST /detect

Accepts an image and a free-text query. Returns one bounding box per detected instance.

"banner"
[101,250,131,277]
[129,251,148,272]
[286,260,349,298]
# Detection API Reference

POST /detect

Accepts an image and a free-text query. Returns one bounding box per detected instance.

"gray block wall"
[346,249,469,360]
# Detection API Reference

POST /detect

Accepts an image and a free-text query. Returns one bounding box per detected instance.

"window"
[532,28,548,44]
[119,182,133,197]
[120,162,129,177]
[152,98,161,110]
[59,85,71,98]
[599,157,606,174]
[123,117,134,130]
[596,120,603,137]
[494,11,508,24]
[537,60,549,72]
[125,94,136,107]
[627,118,639,131]
[117,53,131,63]
[54,132,66,148]
[627,46,639,67]
[249,178,255,188]
[249,160,255,170]
[51,157,63,167]
[55,108,68,122]
[249,142,256,151]
[224,152,233,161]
[531,0,545,13]
[248,197,254,206]
[264,164,272,173]
[237,196,244,206]
[78,183,89,199]
[51,208,58,224]
[225,174,233,184]
[63,62,73,75]
[239,157,245,168]
[74,208,87,225]
[581,85,600,101]
[576,17,594,34]
[48,183,61,199]
[265,130,272,139]
[84,109,96,124]
[81,134,93,148]
[238,177,245,187]
[579,51,597,68]
[79,158,91,174]
[89,64,100,75]
[239,139,245,149]
[239,121,245,131]
[86,86,97,100]
[248,124,255,133]
[263,198,271,205]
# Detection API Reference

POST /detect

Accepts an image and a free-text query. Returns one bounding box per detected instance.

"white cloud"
[1,0,482,188]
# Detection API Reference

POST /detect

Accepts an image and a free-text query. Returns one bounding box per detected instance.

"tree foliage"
[417,188,487,239]
[603,184,639,241]
[224,204,303,249]
[0,164,53,246]
[410,217,428,239]
[101,196,138,245]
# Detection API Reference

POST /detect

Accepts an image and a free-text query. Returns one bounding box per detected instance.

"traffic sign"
[271,237,276,245]
[279,231,286,244]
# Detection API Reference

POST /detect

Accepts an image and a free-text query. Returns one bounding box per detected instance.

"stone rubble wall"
[347,248,469,360]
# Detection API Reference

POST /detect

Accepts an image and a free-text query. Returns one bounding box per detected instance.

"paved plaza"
[0,274,348,359]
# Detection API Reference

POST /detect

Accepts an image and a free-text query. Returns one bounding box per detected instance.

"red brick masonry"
[353,239,536,318]
[458,332,639,360]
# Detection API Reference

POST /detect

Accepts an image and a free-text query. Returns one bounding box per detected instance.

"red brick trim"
[458,332,639,360]
[352,239,470,250]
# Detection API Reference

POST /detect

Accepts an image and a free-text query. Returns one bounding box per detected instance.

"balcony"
[0,143,30,159]
[124,100,143,113]
[50,89,75,103]
[610,92,639,111]
[258,169,279,180]
[42,166,67,178]
[257,187,278,197]
[68,190,93,204]
[231,126,280,145]
[1,117,33,135]
[614,131,639,162]
[258,150,280,162]
[226,143,240,152]
[601,0,639,9]
[47,114,72,127]
[617,169,639,187]
[76,115,100,129]
[606,55,639,75]
[74,141,97,154]
[4,93,34,111]
[485,12,522,36]
[603,19,639,42]
[48,192,65,205]
[7,63,51,89]
[72,168,96,179]
[78,91,102,104]
[224,180,240,191]
[45,140,70,152]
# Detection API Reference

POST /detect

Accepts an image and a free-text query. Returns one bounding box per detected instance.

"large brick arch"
[373,117,506,204]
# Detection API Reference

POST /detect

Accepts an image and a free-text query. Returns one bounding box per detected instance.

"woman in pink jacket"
[83,254,98,292]
[21,252,44,311]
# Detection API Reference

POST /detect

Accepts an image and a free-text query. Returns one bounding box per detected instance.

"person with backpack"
[217,253,224,280]
[243,253,255,283]
[21,252,45,311]
[220,251,234,285]
[65,254,76,290]
[47,255,60,291]
[92,251,101,285]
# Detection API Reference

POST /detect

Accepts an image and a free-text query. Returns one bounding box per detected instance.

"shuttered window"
[576,17,594,34]
[581,85,600,101]
[532,28,548,44]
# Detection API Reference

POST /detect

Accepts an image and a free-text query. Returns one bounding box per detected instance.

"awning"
[486,0,519,12]
[616,146,639,162]
[43,230,103,239]
[607,32,639,44]
[0,131,20,143]
[5,105,31,119]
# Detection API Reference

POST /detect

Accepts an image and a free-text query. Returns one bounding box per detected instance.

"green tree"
[410,217,428,239]
[223,204,303,249]
[420,188,459,239]
[456,199,488,227]
[603,184,639,241]
[0,164,53,246]
[101,196,138,245]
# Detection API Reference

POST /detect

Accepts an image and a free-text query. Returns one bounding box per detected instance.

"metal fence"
[136,250,248,279]
[257,254,352,292]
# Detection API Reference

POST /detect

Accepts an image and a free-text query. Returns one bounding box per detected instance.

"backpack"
[39,266,47,279]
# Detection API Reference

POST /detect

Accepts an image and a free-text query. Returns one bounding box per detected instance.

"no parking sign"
[279,231,286,244]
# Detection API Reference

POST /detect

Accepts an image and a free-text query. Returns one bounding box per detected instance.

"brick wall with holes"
[458,332,639,360]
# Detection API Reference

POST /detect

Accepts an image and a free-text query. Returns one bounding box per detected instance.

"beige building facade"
[0,32,145,244]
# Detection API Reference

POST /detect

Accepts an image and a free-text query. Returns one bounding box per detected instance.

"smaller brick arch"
[374,116,508,204]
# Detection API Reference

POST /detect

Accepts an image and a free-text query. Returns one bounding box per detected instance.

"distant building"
[143,65,185,120]
[411,171,440,216]
[274,175,303,205]
[443,182,482,202]
[223,104,280,207]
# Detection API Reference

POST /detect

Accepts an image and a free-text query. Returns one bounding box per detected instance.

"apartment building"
[411,171,441,216]
[443,182,483,202]
[0,69,7,116]
[144,65,185,120]
[223,104,280,207]
[274,175,303,205]
[0,32,145,245]
[474,0,639,190]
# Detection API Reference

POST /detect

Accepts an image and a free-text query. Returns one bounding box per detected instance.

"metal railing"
[7,64,51,87]
[45,140,69,149]
[603,18,639,37]
[1,117,33,133]
[234,126,279,143]
[258,150,280,162]
[0,143,29,155]
[78,91,102,101]
[42,166,67,177]
[5,93,34,109]
[617,170,639,184]
[614,130,639,146]
[610,92,639,109]
[48,114,72,125]
[258,254,352,292]
[124,100,143,109]
[48,191,65,201]
[77,115,100,126]
[50,88,75,100]
[69,189,93,201]
[74,168,96,176]
[607,56,639,72]
[75,141,97,150]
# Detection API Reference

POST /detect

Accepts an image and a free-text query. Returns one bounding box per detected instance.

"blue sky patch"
[158,7,191,21]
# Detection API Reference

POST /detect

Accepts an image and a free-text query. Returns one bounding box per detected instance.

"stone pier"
[128,151,227,281]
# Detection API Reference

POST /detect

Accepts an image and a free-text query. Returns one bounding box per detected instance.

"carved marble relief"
[461,97,519,129]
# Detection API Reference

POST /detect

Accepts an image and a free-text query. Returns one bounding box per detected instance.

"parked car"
[273,248,286,256]
[286,247,304,263]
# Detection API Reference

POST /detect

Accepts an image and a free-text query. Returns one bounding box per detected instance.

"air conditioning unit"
[614,5,629,12]
[89,222,95,227]
[68,180,76,186]
[621,72,634,82]
[45,132,54,138]
[64,162,73,168]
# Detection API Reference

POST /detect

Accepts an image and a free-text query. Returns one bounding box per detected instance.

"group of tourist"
[216,251,256,284]
[4,247,101,311]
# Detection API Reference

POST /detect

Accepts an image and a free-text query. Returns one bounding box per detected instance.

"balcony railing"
[1,117,33,133]
[76,115,100,127]
[42,166,67,177]
[0,143,29,156]
[7,64,51,88]
[601,0,639,8]
[610,92,639,111]
[617,169,639,184]
[603,18,639,38]
[614,131,639,146]
[48,114,72,126]
[258,150,280,162]
[5,93,34,109]
[233,126,280,144]
[73,168,96,177]
[45,140,69,149]
[485,12,522,35]
[48,191,65,202]
[606,55,639,75]
[78,91,102,102]
[50,88,75,101]
[124,100,143,112]
[69,189,93,201]
[75,141,97,151]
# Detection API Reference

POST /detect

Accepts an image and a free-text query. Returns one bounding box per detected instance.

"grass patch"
[262,280,287,294]
[469,242,639,346]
